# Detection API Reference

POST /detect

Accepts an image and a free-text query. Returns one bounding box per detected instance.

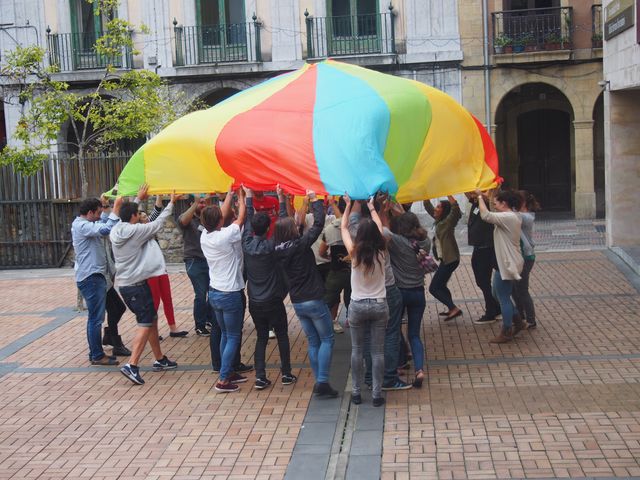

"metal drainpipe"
[482,0,491,132]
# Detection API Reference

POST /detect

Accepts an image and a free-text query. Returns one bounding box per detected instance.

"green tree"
[0,0,191,197]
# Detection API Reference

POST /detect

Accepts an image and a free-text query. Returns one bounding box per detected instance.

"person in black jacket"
[243,186,297,390]
[465,192,501,324]
[274,190,338,398]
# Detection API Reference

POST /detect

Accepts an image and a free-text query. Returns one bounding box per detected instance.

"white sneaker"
[333,322,344,334]
[268,329,276,339]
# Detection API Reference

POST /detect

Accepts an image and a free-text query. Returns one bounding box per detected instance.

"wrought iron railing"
[46,30,133,71]
[592,4,603,47]
[173,19,262,66]
[492,6,573,53]
[304,10,396,58]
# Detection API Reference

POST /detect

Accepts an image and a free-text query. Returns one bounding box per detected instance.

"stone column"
[573,119,596,219]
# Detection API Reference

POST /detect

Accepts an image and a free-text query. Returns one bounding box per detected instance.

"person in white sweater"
[110,193,178,385]
[476,189,524,344]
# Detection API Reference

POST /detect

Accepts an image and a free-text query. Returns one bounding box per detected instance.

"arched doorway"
[201,87,240,107]
[593,94,605,218]
[495,83,574,212]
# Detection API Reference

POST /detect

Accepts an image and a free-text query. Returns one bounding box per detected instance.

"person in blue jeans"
[383,208,431,388]
[71,196,123,366]
[200,189,248,393]
[274,190,338,398]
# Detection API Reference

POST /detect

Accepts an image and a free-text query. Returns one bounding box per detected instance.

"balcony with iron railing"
[592,4,603,48]
[46,28,133,72]
[492,6,573,57]
[304,8,396,59]
[173,17,262,66]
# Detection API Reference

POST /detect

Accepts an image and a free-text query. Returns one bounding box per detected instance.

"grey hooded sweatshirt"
[110,203,173,287]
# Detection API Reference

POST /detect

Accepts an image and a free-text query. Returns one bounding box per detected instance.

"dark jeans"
[471,247,501,317]
[429,260,460,310]
[209,290,244,371]
[105,286,126,337]
[399,286,426,372]
[513,258,536,323]
[77,273,107,361]
[185,257,211,330]
[249,297,291,378]
[492,271,514,329]
[364,284,404,385]
[209,289,244,380]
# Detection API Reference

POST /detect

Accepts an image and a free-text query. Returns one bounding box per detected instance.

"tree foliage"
[0,0,194,195]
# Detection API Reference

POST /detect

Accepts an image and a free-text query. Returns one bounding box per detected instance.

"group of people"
[71,182,539,402]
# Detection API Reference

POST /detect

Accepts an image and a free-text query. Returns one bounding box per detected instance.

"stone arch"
[495,82,575,212]
[199,87,241,107]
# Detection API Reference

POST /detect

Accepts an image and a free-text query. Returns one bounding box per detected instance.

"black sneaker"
[205,321,213,330]
[526,322,537,330]
[473,314,497,325]
[382,380,413,391]
[195,327,211,336]
[212,366,221,374]
[215,382,239,393]
[373,397,385,407]
[351,394,362,405]
[228,372,248,384]
[234,363,254,374]
[314,382,339,398]
[255,378,272,390]
[152,355,178,371]
[120,364,144,385]
[281,373,297,385]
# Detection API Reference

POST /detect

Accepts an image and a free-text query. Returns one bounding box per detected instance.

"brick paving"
[0,247,639,479]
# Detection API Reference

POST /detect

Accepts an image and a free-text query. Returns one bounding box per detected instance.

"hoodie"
[110,203,173,287]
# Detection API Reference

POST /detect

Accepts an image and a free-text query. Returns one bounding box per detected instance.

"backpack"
[410,239,438,274]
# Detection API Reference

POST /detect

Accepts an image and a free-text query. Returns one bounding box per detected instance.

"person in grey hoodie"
[110,193,178,385]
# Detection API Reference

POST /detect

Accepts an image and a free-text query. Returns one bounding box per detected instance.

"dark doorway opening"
[593,94,605,218]
[517,109,571,212]
[201,87,239,107]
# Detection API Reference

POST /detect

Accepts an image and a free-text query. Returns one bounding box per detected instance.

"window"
[328,0,378,37]
[197,0,245,46]
[70,0,112,46]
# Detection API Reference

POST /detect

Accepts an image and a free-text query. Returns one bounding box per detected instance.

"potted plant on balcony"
[494,34,512,54]
[544,31,562,50]
[592,32,603,48]
[512,35,525,53]
[522,32,537,52]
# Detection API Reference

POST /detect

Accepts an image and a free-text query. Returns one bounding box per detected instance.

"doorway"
[517,109,571,211]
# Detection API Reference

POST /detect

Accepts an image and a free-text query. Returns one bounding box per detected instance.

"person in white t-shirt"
[200,188,247,393]
[340,194,388,407]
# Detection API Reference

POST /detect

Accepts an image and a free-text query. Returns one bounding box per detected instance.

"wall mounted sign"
[605,0,635,40]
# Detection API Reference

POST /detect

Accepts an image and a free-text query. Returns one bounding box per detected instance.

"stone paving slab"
[0,249,639,479]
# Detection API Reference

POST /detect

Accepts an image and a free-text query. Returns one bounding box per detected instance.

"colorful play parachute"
[114,59,499,202]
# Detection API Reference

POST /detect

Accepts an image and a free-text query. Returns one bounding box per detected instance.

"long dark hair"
[353,218,386,274]
[273,217,299,244]
[390,212,427,241]
[518,190,541,212]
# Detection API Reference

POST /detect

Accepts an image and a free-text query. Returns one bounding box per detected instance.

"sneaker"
[351,394,362,405]
[268,329,276,339]
[212,366,221,374]
[195,327,211,336]
[215,382,239,393]
[373,397,385,407]
[281,373,297,385]
[473,314,497,325]
[255,377,272,390]
[382,380,413,391]
[234,363,254,374]
[205,321,213,330]
[91,356,119,366]
[526,322,537,330]
[314,382,339,398]
[152,355,178,371]
[120,364,144,385]
[333,322,344,334]
[228,372,248,384]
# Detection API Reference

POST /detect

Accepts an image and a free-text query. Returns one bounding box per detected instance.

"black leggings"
[249,298,292,378]
[429,260,460,310]
[106,287,126,336]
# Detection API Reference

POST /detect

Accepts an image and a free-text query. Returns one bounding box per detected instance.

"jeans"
[77,273,107,361]
[249,297,292,378]
[513,258,536,323]
[429,260,460,310]
[105,286,125,337]
[209,291,244,371]
[399,286,426,372]
[364,284,404,386]
[350,298,388,398]
[293,299,335,383]
[492,270,515,329]
[185,258,211,330]
[209,289,244,381]
[471,247,501,317]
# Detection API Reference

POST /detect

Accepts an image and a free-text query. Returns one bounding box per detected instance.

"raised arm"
[277,185,288,218]
[148,195,164,222]
[220,188,234,221]
[233,188,246,227]
[299,191,325,248]
[179,198,198,227]
[133,193,176,243]
[368,196,383,233]
[243,188,254,237]
[423,199,435,219]
[340,194,354,254]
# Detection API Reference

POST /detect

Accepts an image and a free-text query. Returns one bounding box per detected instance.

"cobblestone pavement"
[1,246,638,479]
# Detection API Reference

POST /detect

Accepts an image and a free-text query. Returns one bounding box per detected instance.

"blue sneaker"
[152,356,178,371]
[121,364,144,385]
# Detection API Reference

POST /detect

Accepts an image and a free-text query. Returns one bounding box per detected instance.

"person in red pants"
[140,195,188,338]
